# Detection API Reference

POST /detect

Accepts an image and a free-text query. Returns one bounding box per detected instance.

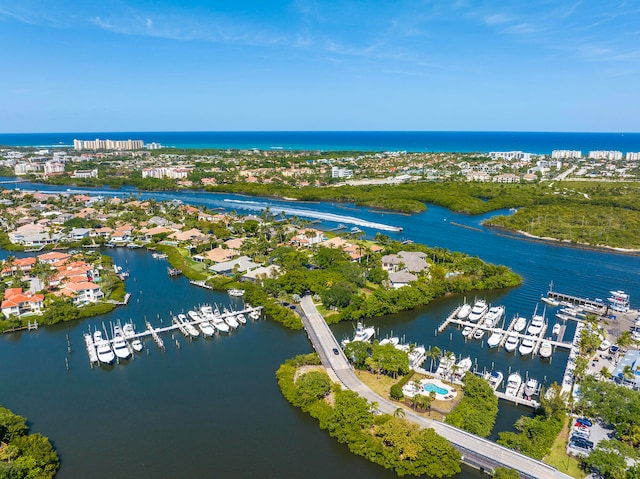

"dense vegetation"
[497,383,567,460]
[0,405,59,478]
[445,372,498,437]
[276,354,461,477]
[344,341,410,378]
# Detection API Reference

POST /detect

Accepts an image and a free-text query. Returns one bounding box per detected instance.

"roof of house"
[210,255,260,273]
[204,247,239,263]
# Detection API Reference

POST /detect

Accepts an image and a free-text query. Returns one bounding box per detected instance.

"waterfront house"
[38,252,71,264]
[388,271,418,289]
[290,228,325,247]
[205,247,239,263]
[241,265,281,282]
[1,288,45,318]
[381,251,429,273]
[62,281,104,305]
[1,257,36,276]
[210,255,260,275]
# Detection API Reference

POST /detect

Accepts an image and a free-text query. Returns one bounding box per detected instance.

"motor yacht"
[461,326,473,337]
[505,372,522,397]
[457,303,471,319]
[504,333,519,352]
[435,353,456,376]
[519,336,536,356]
[112,325,132,360]
[483,306,505,328]
[513,316,527,333]
[539,340,552,358]
[94,330,115,364]
[454,356,472,377]
[486,371,503,390]
[524,378,538,399]
[487,331,503,348]
[467,300,488,322]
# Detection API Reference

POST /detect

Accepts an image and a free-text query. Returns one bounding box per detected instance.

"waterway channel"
[2,182,640,478]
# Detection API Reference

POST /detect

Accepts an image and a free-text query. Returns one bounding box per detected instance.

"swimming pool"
[423,383,449,395]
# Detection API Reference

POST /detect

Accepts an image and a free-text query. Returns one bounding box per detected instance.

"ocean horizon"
[2,130,640,154]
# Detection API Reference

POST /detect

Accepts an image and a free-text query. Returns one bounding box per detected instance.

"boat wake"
[223,199,402,232]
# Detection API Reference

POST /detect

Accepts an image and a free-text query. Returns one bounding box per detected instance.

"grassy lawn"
[544,417,585,479]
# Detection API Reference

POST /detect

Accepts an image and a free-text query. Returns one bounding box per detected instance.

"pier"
[189,280,213,290]
[545,290,605,312]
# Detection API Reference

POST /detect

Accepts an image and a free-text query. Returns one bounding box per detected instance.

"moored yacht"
[236,313,247,325]
[473,328,485,340]
[552,323,561,336]
[178,313,200,337]
[228,289,245,297]
[519,336,536,356]
[524,378,538,399]
[461,326,473,337]
[112,325,132,360]
[454,356,472,377]
[513,315,527,333]
[343,322,375,346]
[487,331,503,348]
[435,352,456,376]
[539,340,553,358]
[504,333,519,352]
[249,309,261,320]
[94,331,115,364]
[189,310,215,337]
[505,372,522,397]
[483,306,505,328]
[486,371,503,390]
[468,300,488,322]
[224,312,239,330]
[457,303,471,319]
[527,305,546,335]
[122,323,143,352]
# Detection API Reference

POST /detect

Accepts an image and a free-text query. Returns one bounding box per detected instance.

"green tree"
[296,371,332,404]
[493,467,521,479]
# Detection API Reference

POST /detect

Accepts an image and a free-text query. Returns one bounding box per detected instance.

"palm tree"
[394,407,406,419]
[369,401,379,414]
[623,365,635,381]
[617,331,633,351]
[430,346,442,373]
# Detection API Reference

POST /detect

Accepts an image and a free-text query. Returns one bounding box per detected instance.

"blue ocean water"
[1,131,640,154]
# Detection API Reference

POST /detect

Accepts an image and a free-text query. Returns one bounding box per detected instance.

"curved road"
[299,295,573,479]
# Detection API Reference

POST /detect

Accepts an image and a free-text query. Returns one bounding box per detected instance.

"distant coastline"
[2,131,640,154]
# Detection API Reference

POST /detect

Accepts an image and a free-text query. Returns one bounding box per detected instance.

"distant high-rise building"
[73,139,143,151]
[588,150,622,160]
[551,150,582,159]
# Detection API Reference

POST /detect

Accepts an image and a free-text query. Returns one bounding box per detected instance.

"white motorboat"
[505,372,522,397]
[608,290,630,312]
[212,316,230,333]
[200,305,215,319]
[487,371,503,390]
[527,317,544,336]
[178,313,200,337]
[519,336,536,355]
[454,356,472,377]
[539,340,552,358]
[228,288,245,297]
[504,333,519,352]
[236,313,247,325]
[112,325,132,360]
[224,313,239,330]
[483,306,505,328]
[598,339,612,351]
[94,331,115,364]
[468,300,488,322]
[524,378,538,399]
[513,316,527,333]
[189,310,215,337]
[541,296,559,307]
[123,323,144,352]
[473,328,485,340]
[409,346,426,368]
[552,323,561,335]
[457,303,472,319]
[487,331,503,348]
[435,353,456,376]
[343,322,375,346]
[249,310,261,320]
[461,326,473,337]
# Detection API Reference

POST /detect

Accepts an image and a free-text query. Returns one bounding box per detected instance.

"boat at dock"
[487,331,503,348]
[483,306,505,328]
[467,300,488,322]
[189,310,215,337]
[454,356,472,377]
[342,322,375,346]
[552,323,561,336]
[473,329,485,340]
[461,325,473,337]
[519,336,536,356]
[504,333,519,352]
[524,378,538,399]
[168,267,182,276]
[457,303,471,319]
[505,372,522,397]
[513,316,527,333]
[608,290,630,312]
[112,325,132,360]
[178,313,200,337]
[526,305,546,335]
[236,313,247,325]
[436,353,456,376]
[223,310,239,329]
[122,323,143,352]
[539,340,553,358]
[486,371,503,390]
[541,296,559,307]
[228,289,245,297]
[249,310,261,320]
[94,331,115,364]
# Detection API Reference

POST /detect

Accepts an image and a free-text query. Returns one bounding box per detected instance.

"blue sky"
[1,0,639,132]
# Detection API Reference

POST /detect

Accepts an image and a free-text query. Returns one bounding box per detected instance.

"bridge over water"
[299,295,573,479]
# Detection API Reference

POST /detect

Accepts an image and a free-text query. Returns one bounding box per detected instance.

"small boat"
[487,331,503,348]
[461,326,473,337]
[552,323,561,335]
[513,316,527,332]
[473,328,485,340]
[112,325,132,360]
[122,323,143,352]
[483,306,505,328]
[343,322,375,346]
[249,310,261,320]
[94,331,115,364]
[505,372,522,397]
[519,336,536,356]
[454,356,472,377]
[178,313,200,337]
[539,340,553,358]
[236,313,247,325]
[468,300,488,322]
[457,303,472,319]
[228,289,245,297]
[487,371,503,390]
[504,333,519,352]
[541,296,559,307]
[167,267,182,276]
[524,378,538,399]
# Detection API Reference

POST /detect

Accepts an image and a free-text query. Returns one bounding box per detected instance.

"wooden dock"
[546,290,605,313]
[189,280,213,290]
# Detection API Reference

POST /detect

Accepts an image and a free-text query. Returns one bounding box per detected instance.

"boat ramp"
[83,304,263,367]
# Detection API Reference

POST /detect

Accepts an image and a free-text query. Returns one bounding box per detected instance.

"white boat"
[504,333,519,352]
[212,316,230,333]
[409,346,426,368]
[112,325,132,360]
[487,331,503,348]
[539,340,552,358]
[435,353,456,376]
[454,356,472,377]
[236,313,247,325]
[505,372,522,397]
[552,323,561,335]
[473,328,485,340]
[608,290,630,312]
[94,331,115,364]
[228,289,245,297]
[457,303,472,319]
[541,296,559,307]
[598,339,612,351]
[468,300,488,322]
[524,378,538,398]
[122,323,143,352]
[487,371,503,390]
[519,336,536,355]
[461,326,473,337]
[224,313,239,330]
[178,313,200,337]
[189,310,215,337]
[513,316,527,333]
[249,310,261,320]
[527,317,544,336]
[483,306,505,328]
[343,322,375,346]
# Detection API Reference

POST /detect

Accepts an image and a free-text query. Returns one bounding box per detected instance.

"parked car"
[571,436,594,448]
[576,417,593,427]
[573,428,591,439]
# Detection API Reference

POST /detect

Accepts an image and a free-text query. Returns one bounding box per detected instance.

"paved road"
[299,295,573,479]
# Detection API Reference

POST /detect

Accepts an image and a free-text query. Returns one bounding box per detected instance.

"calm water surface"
[2,184,640,478]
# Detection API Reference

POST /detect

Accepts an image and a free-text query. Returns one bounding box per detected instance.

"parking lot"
[566,417,614,457]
